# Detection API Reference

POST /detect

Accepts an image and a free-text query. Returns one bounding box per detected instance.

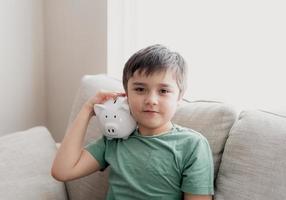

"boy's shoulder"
[172,124,208,143]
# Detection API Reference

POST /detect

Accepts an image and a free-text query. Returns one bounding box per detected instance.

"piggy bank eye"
[105,115,108,118]
[114,115,116,118]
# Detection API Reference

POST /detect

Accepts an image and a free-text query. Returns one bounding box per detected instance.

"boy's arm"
[51,91,125,182]
[184,193,212,200]
[51,105,99,182]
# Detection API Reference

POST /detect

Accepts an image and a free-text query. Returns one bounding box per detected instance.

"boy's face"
[127,69,181,136]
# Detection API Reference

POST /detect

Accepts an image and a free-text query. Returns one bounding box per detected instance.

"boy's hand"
[83,90,126,116]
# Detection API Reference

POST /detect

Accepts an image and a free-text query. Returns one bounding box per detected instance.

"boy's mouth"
[143,110,159,113]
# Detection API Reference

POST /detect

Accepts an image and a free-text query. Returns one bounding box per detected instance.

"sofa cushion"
[172,100,237,179]
[0,127,67,200]
[215,110,286,200]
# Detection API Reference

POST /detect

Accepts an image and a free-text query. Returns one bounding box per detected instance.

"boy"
[51,44,214,200]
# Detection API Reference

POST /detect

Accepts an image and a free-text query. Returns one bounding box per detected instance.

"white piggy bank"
[94,97,137,140]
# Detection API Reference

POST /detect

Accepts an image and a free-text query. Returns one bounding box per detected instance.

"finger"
[114,92,126,100]
[114,92,126,97]
[118,92,126,97]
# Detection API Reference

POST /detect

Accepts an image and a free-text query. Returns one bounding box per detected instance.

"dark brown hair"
[122,44,188,97]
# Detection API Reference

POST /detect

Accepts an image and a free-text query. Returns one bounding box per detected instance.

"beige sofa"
[1,74,285,200]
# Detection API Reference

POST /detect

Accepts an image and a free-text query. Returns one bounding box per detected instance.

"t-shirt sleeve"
[84,137,109,170]
[181,136,214,195]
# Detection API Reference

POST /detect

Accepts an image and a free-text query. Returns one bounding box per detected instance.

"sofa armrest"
[0,127,67,200]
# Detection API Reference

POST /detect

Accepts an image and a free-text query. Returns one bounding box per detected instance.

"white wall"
[0,1,108,141]
[44,0,108,142]
[0,0,46,136]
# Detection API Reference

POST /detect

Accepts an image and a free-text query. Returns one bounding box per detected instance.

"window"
[107,0,286,114]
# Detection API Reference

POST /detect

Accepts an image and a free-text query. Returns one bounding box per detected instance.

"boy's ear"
[126,92,129,103]
[177,97,187,110]
[177,91,184,101]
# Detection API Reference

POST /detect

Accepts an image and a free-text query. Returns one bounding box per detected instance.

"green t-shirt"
[85,124,214,200]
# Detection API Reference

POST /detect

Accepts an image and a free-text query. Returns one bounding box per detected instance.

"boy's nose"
[144,92,158,105]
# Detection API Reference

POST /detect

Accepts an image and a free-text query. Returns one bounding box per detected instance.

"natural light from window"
[107,0,286,114]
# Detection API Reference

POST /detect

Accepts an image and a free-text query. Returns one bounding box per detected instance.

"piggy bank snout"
[105,123,118,135]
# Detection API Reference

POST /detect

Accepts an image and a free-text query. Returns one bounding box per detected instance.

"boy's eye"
[160,89,169,94]
[134,87,145,92]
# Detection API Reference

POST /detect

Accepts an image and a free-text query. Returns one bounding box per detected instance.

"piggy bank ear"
[120,99,130,111]
[94,104,106,116]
